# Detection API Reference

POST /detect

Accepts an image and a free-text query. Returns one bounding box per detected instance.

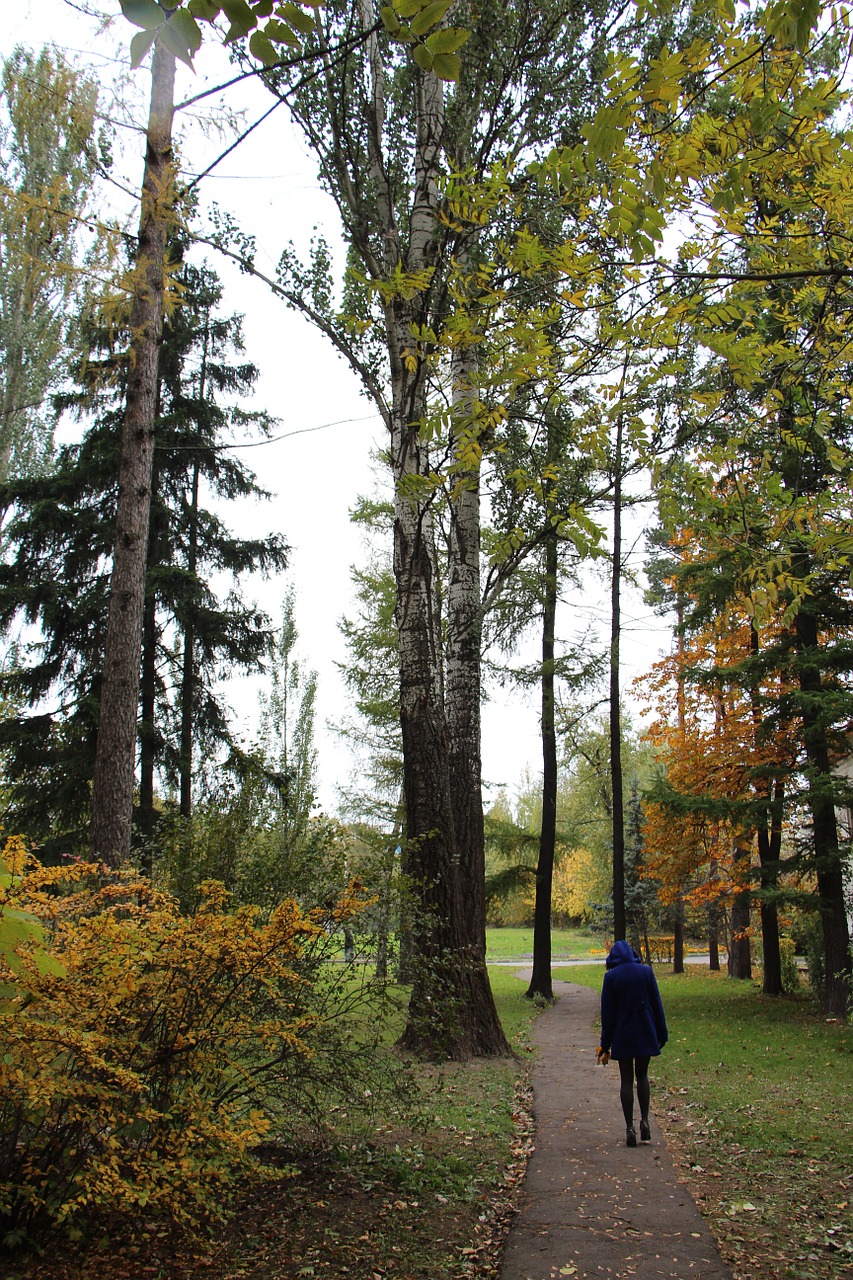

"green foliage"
[120,0,467,78]
[0,836,64,998]
[151,760,353,916]
[0,256,286,851]
[778,935,802,995]
[258,590,318,845]
[484,720,661,933]
[379,0,470,80]
[121,0,315,68]
[336,498,403,827]
[0,855,383,1246]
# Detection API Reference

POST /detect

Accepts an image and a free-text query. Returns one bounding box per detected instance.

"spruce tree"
[0,258,287,856]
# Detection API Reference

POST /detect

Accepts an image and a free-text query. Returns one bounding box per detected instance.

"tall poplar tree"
[0,47,105,489]
[245,0,628,1058]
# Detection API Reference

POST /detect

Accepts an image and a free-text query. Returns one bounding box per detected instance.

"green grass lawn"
[554,962,853,1280]
[486,925,602,961]
[15,959,851,1280]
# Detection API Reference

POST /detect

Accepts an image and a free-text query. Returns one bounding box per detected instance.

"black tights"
[618,1056,651,1127]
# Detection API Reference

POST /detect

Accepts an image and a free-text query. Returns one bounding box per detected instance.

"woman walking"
[596,940,668,1147]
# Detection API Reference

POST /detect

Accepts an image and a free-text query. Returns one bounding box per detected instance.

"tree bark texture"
[610,409,626,941]
[708,910,721,972]
[673,897,685,974]
[527,524,558,1001]
[795,606,852,1016]
[346,6,507,1057]
[138,576,157,856]
[756,782,784,995]
[728,835,752,980]
[444,342,510,1048]
[179,457,200,820]
[90,39,175,865]
[748,625,782,994]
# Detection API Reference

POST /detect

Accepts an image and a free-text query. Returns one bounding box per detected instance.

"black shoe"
[626,1126,637,1147]
[640,1119,651,1142]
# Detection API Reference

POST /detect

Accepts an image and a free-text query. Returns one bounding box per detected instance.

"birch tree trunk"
[90,38,175,864]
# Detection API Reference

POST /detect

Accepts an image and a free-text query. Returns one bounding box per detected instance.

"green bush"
[778,935,802,993]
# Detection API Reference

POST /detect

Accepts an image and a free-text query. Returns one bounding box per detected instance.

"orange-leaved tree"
[640,582,798,992]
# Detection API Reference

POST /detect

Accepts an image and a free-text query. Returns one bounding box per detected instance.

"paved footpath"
[500,977,733,1280]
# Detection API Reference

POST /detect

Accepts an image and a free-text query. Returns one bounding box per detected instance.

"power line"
[160,412,381,451]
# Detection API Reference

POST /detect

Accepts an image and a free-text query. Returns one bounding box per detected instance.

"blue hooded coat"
[599,940,668,1060]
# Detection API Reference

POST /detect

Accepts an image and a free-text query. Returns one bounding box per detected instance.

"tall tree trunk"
[756,798,783,995]
[755,788,784,998]
[349,6,504,1056]
[179,457,200,819]
[748,624,782,994]
[795,606,852,1016]
[708,909,721,971]
[527,522,558,1001]
[610,403,626,941]
[139,403,164,858]
[670,595,687,974]
[673,896,685,974]
[138,573,157,858]
[90,37,176,865]
[444,342,509,1048]
[728,834,753,979]
[387,63,475,1051]
[394,394,504,1053]
[178,313,207,821]
[707,855,722,971]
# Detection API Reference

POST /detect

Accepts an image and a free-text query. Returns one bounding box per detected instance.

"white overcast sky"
[4,0,672,813]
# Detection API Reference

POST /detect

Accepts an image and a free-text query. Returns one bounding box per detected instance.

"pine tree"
[259,590,318,844]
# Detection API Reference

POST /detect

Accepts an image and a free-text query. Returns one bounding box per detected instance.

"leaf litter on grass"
[650,971,853,1280]
[9,1062,537,1280]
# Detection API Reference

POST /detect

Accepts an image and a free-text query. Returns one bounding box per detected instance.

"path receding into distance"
[500,976,733,1280]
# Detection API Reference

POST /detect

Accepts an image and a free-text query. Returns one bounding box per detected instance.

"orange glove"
[596,1046,610,1066]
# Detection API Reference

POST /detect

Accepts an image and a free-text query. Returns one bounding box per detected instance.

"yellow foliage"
[0,857,371,1244]
[1,834,28,879]
[549,845,608,922]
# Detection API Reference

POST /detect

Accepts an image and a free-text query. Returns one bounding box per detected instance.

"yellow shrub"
[0,855,369,1246]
